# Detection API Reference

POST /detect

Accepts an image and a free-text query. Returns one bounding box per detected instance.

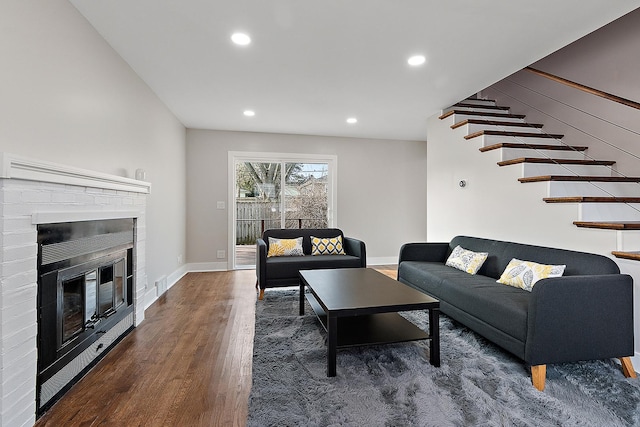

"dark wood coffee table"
[299,268,440,377]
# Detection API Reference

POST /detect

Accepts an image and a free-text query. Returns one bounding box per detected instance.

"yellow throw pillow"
[445,245,488,275]
[311,236,345,255]
[267,237,304,257]
[497,258,566,291]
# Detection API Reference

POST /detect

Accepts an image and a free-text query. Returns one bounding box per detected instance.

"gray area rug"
[248,289,640,426]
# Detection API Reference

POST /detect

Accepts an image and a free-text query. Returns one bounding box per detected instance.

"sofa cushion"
[266,254,362,280]
[311,235,345,255]
[399,261,529,342]
[445,245,488,275]
[267,237,304,257]
[497,258,566,291]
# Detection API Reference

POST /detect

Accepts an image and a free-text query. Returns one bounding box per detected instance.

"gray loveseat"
[256,228,366,300]
[398,235,636,390]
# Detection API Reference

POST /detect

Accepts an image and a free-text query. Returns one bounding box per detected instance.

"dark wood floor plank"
[36,270,257,427]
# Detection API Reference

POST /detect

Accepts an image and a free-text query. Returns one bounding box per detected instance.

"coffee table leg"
[327,314,337,376]
[299,281,305,316]
[429,308,440,367]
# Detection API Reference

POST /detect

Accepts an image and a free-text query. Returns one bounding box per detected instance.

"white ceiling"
[69,1,639,141]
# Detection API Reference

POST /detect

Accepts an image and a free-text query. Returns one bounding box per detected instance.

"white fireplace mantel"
[0,152,151,194]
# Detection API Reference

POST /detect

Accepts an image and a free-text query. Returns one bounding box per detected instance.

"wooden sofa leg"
[531,365,546,391]
[620,357,637,378]
[254,280,265,300]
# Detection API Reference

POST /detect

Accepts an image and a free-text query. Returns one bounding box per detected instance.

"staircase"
[439,98,640,261]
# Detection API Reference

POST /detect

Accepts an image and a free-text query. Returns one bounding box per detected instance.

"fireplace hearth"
[36,219,136,414]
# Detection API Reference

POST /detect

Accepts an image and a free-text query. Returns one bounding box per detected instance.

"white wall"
[0,0,187,306]
[426,8,640,367]
[186,129,428,266]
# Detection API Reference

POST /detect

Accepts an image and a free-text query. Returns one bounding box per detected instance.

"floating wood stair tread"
[574,221,640,230]
[519,175,640,183]
[479,143,588,153]
[544,197,640,203]
[498,158,615,166]
[454,103,510,110]
[439,110,526,120]
[612,251,640,261]
[465,130,564,140]
[451,119,544,130]
[464,98,497,103]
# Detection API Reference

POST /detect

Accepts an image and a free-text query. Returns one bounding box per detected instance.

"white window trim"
[227,151,338,270]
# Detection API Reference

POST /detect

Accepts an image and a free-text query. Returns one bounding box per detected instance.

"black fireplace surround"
[36,219,135,414]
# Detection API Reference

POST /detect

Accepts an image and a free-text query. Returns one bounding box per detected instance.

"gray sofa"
[398,235,636,390]
[256,228,366,300]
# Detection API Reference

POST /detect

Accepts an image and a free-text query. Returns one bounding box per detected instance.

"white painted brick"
[2,244,37,263]
[2,329,37,359]
[51,192,78,203]
[1,231,37,248]
[85,187,104,194]
[21,190,53,204]
[3,341,37,371]
[1,217,35,233]
[76,193,96,205]
[0,258,37,278]
[2,305,37,333]
[0,272,36,295]
[1,301,37,326]
[4,393,36,427]
[2,355,37,407]
[0,188,22,204]
[3,397,36,427]
[94,196,112,205]
[1,202,35,216]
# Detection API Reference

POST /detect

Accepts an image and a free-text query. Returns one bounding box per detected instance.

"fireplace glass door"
[61,276,84,343]
[58,256,127,350]
[98,259,125,316]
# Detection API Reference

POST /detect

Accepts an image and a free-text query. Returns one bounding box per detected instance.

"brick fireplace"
[0,153,150,426]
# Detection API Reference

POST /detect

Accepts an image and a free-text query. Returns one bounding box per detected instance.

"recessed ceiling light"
[243,110,255,117]
[231,32,251,46]
[346,117,357,124]
[408,55,426,66]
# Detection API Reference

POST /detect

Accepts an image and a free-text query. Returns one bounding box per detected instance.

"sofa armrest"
[398,242,450,264]
[256,238,267,290]
[525,274,634,365]
[344,237,366,267]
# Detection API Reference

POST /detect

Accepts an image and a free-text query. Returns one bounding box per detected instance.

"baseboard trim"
[185,261,228,272]
[143,264,190,310]
[367,256,397,265]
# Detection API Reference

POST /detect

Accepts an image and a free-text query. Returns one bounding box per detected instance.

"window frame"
[228,151,338,269]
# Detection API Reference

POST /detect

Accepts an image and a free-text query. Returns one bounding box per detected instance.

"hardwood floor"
[35,266,397,426]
